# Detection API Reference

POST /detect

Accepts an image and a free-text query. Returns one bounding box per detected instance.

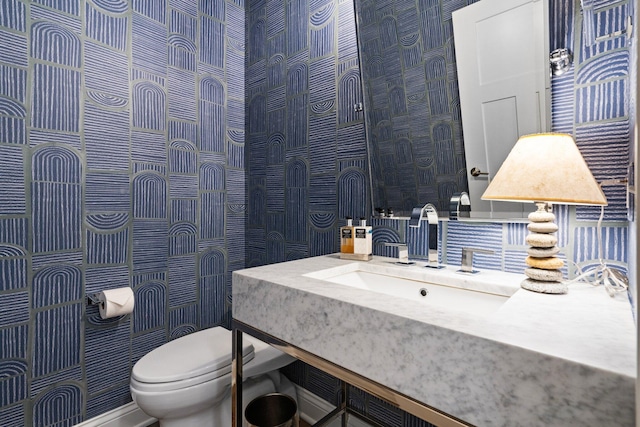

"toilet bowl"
[130,327,297,427]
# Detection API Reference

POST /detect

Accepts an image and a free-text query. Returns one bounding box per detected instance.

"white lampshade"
[481,133,607,206]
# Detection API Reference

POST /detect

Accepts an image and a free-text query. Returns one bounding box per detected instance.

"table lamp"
[481,133,607,294]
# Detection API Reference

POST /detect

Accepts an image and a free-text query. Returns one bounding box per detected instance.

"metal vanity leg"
[232,327,243,427]
[311,380,348,427]
[341,381,348,427]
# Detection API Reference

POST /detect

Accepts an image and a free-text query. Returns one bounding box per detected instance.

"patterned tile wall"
[0,0,244,425]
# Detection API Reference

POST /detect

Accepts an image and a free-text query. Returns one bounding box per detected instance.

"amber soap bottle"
[340,217,354,254]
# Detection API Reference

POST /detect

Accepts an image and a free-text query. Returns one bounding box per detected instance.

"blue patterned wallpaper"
[629,0,637,313]
[245,0,370,265]
[0,0,635,426]
[0,0,244,425]
[355,0,475,215]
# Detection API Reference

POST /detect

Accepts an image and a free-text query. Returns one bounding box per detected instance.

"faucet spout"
[409,203,438,228]
[449,192,471,220]
[408,203,440,267]
[408,207,423,227]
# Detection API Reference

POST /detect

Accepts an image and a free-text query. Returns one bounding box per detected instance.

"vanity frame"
[231,319,471,427]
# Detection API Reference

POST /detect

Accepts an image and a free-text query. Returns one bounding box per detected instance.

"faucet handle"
[459,247,494,274]
[384,243,414,265]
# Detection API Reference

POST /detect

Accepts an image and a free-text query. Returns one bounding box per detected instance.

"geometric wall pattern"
[0,0,244,425]
[245,0,370,267]
[356,0,475,214]
[0,1,634,427]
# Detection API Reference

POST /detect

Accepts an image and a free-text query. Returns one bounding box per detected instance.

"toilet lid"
[132,327,255,383]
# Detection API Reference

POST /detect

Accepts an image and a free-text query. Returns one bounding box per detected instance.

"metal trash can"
[245,393,299,427]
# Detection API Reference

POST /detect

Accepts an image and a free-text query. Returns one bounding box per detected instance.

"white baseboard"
[295,385,371,427]
[74,402,155,427]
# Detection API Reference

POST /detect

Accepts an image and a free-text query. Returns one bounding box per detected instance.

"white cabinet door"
[453,0,550,218]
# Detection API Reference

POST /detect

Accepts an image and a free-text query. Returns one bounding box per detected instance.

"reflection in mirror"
[355,0,550,219]
[453,0,550,219]
[449,192,470,220]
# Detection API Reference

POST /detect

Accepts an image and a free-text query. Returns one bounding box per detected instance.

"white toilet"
[130,327,297,427]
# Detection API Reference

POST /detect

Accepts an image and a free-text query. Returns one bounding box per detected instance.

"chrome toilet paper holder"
[86,293,105,305]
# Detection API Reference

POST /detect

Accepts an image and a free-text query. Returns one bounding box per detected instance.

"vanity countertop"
[232,254,636,427]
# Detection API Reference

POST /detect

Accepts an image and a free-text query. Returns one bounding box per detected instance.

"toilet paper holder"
[86,288,135,319]
[86,293,104,305]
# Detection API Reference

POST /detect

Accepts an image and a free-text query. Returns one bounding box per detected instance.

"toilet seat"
[131,327,255,392]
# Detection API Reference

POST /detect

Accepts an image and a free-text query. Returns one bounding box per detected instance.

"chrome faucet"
[409,203,441,268]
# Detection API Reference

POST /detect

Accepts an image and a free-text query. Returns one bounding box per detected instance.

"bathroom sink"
[304,261,517,316]
[234,254,636,427]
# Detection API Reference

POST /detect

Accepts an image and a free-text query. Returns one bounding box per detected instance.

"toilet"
[130,327,297,427]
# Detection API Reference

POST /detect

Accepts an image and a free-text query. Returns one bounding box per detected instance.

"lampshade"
[481,133,607,206]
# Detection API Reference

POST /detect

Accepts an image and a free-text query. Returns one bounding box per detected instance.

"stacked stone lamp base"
[522,203,567,294]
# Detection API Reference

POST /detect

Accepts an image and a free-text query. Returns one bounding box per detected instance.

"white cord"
[562,182,629,297]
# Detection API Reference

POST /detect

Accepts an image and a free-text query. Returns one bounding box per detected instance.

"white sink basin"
[304,261,518,316]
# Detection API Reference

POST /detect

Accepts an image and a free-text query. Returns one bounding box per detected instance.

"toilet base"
[157,404,217,427]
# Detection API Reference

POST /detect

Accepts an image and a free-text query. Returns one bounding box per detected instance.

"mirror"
[355,0,551,219]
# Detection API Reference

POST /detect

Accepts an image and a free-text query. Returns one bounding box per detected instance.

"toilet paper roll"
[99,287,135,319]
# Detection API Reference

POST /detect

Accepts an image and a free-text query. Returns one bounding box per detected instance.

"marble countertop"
[232,254,636,426]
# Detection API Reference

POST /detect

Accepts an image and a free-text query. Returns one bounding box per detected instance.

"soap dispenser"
[340,217,354,257]
[353,217,373,261]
